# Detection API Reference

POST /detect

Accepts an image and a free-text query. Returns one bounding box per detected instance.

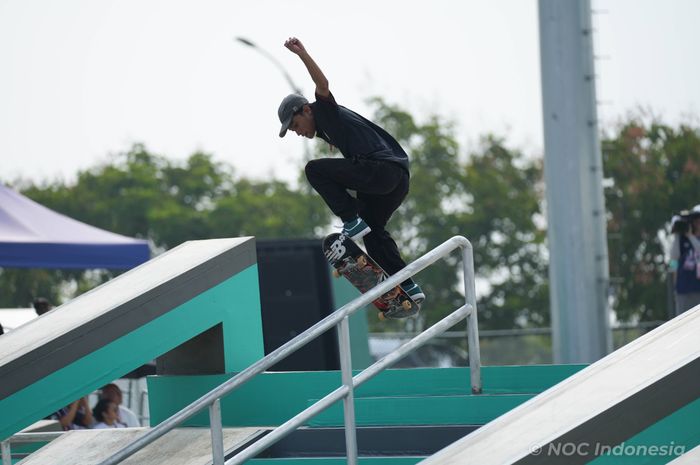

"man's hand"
[284,36,329,96]
[284,37,307,55]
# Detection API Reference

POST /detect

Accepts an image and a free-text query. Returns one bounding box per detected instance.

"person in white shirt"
[92,399,126,429]
[99,383,140,427]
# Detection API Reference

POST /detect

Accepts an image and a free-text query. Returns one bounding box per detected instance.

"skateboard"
[322,233,420,320]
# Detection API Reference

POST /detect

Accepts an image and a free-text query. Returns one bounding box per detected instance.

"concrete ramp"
[17,428,264,465]
[668,445,700,465]
[419,307,700,465]
[0,238,264,440]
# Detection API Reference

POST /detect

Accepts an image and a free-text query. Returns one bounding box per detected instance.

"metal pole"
[234,36,311,162]
[338,317,358,465]
[462,246,482,394]
[209,399,224,465]
[1,441,11,465]
[538,0,611,363]
[234,37,302,94]
[225,304,472,465]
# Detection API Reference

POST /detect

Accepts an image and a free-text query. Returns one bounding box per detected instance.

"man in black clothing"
[278,37,424,303]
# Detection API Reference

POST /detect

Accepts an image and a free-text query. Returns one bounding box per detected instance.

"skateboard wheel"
[332,269,341,278]
[378,312,386,321]
[402,300,412,311]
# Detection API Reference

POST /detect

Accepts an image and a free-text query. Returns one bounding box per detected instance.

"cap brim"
[279,115,292,138]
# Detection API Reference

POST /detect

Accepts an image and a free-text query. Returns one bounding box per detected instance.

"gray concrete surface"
[419,307,700,465]
[18,427,263,465]
[666,445,700,465]
[0,237,256,400]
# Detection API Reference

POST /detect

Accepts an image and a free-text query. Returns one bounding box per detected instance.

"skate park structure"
[3,1,700,464]
[1,234,699,464]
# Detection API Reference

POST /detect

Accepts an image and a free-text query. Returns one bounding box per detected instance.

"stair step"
[308,394,534,427]
[147,365,583,427]
[233,425,478,460]
[248,459,421,465]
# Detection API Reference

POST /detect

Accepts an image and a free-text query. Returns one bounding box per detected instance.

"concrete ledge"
[0,237,263,441]
[17,427,263,465]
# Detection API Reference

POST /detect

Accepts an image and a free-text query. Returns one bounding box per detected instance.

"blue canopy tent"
[0,184,149,269]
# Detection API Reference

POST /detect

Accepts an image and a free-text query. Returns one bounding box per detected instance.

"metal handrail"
[2,432,64,465]
[94,235,480,465]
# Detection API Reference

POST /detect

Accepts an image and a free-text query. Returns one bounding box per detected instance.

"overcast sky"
[1,0,699,185]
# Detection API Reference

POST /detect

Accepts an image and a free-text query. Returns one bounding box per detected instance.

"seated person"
[33,297,53,316]
[51,397,93,430]
[100,383,140,427]
[92,399,126,429]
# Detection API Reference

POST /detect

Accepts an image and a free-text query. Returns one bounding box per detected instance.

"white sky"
[1,0,699,185]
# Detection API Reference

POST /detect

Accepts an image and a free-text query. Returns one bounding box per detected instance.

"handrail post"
[462,244,482,394]
[338,316,358,465]
[209,399,224,465]
[1,440,11,465]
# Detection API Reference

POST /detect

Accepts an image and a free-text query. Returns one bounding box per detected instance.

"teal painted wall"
[147,365,585,427]
[589,397,700,465]
[330,268,372,370]
[0,265,263,441]
[308,394,534,427]
[248,459,422,465]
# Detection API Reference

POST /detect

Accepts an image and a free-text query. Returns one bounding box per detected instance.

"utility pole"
[538,0,612,363]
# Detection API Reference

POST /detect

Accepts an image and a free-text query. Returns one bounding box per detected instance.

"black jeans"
[305,158,414,286]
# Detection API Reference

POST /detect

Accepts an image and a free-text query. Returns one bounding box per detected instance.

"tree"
[602,118,700,322]
[1,144,330,307]
[366,99,548,331]
[6,106,694,332]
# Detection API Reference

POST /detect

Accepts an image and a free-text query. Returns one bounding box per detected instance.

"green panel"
[149,371,346,427]
[221,265,264,371]
[589,397,700,465]
[0,265,263,441]
[331,267,372,370]
[248,458,421,465]
[148,365,578,427]
[309,394,534,427]
[481,363,586,394]
[247,458,422,465]
[5,441,46,465]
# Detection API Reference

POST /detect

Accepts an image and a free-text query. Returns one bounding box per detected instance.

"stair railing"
[97,235,481,465]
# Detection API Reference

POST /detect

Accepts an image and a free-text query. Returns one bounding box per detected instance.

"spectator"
[32,297,53,316]
[669,206,700,316]
[51,397,93,430]
[92,399,126,429]
[100,383,140,427]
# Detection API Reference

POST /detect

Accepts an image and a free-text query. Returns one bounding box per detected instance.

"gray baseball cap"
[278,93,308,137]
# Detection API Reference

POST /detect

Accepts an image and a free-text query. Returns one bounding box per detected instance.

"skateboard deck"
[322,233,420,320]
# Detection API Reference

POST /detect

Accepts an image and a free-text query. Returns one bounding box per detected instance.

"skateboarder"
[278,37,424,303]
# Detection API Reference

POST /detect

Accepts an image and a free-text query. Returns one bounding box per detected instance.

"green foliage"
[0,269,64,308]
[367,99,548,331]
[602,119,700,321]
[4,105,698,333]
[1,144,330,306]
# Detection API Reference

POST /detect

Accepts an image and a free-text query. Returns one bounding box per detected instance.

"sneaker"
[342,217,371,240]
[403,283,426,304]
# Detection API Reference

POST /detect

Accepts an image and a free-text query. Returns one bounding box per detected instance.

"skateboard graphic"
[322,233,420,320]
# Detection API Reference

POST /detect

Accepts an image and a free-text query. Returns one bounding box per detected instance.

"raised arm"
[284,37,330,97]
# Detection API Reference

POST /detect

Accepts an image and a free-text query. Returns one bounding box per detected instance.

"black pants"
[305,158,414,285]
